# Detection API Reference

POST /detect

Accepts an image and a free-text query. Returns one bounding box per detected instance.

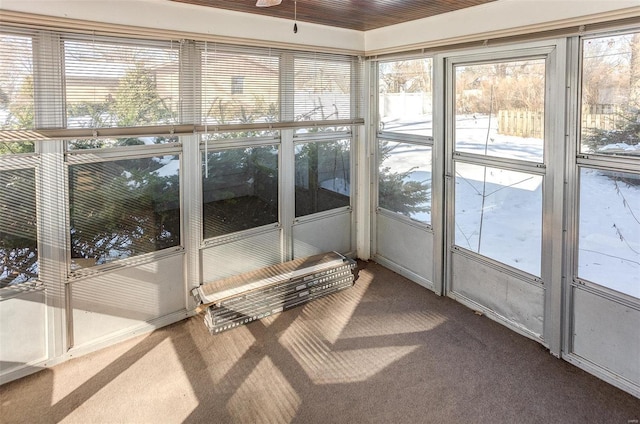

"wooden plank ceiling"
[171,0,497,32]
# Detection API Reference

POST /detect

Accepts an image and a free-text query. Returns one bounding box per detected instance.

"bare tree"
[630,33,640,108]
[380,59,431,94]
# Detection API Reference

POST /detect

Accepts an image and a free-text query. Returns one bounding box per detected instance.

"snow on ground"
[578,168,639,298]
[155,155,180,178]
[381,115,433,137]
[381,144,432,224]
[598,142,640,154]
[455,115,543,162]
[7,113,635,296]
[320,178,349,196]
[384,114,639,297]
[454,163,543,277]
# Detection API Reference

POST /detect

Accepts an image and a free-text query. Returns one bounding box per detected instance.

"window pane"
[67,136,177,150]
[0,168,37,287]
[454,59,545,162]
[202,48,279,125]
[578,168,639,298]
[0,33,34,130]
[295,139,350,217]
[378,58,433,136]
[64,38,179,128]
[69,155,180,269]
[378,140,431,224]
[581,32,640,157]
[295,57,351,121]
[203,146,278,238]
[0,141,35,155]
[455,162,542,276]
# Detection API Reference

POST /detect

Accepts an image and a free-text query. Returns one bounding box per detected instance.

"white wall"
[365,0,640,54]
[0,0,364,54]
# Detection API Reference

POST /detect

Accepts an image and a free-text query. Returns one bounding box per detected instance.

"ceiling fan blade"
[256,0,282,7]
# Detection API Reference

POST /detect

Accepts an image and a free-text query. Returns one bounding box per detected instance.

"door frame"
[441,40,567,355]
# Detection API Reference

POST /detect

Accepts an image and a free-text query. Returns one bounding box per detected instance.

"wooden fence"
[497,110,544,139]
[497,108,623,138]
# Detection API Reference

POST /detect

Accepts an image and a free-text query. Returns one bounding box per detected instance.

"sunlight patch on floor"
[203,325,257,387]
[50,333,152,403]
[59,338,198,423]
[226,356,300,424]
[279,318,419,385]
[339,310,447,339]
[287,274,372,345]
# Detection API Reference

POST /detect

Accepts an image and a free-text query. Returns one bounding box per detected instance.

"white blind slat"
[63,37,180,129]
[1,27,364,142]
[0,31,35,132]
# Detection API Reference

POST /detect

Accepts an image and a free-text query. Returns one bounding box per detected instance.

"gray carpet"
[1,261,639,423]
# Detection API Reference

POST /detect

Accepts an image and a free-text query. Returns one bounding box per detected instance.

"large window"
[377,58,433,226]
[580,32,640,157]
[0,32,34,131]
[0,167,37,287]
[64,37,180,129]
[1,32,38,287]
[454,163,542,276]
[577,31,639,298]
[68,154,181,270]
[202,145,279,239]
[378,58,433,136]
[451,56,547,277]
[454,59,545,163]
[294,56,354,122]
[577,168,639,298]
[295,139,350,217]
[378,140,431,224]
[0,25,361,282]
[201,47,279,125]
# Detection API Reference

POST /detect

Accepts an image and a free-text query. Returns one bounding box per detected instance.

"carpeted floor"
[1,261,639,423]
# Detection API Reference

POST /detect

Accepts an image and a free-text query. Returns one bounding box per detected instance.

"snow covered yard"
[578,168,639,298]
[383,114,639,298]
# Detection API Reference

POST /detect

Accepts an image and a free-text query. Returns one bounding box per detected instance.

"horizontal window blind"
[199,43,280,127]
[293,54,359,122]
[63,36,180,129]
[199,43,364,126]
[0,30,35,131]
[0,26,364,143]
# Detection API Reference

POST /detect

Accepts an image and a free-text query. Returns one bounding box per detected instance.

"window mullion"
[178,43,203,299]
[280,52,295,261]
[31,30,69,355]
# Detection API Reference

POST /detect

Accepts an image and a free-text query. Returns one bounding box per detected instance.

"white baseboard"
[372,255,435,292]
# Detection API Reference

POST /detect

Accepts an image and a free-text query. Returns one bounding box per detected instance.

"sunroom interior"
[0,0,639,417]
